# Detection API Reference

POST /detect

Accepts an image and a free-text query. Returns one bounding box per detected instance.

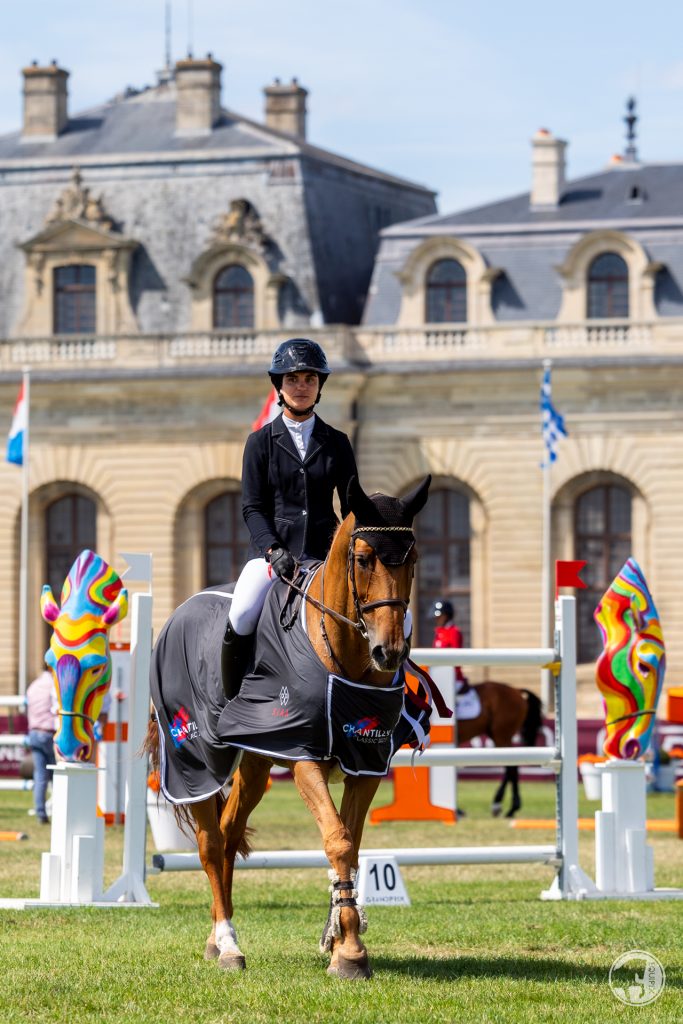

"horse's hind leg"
[491,772,507,817]
[293,761,372,980]
[220,754,273,917]
[504,765,522,818]
[192,796,245,969]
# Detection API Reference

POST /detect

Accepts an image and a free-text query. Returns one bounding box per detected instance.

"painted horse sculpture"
[594,557,666,760]
[147,476,431,979]
[41,550,128,762]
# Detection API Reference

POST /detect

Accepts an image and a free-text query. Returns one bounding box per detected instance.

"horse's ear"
[402,475,432,521]
[346,476,378,524]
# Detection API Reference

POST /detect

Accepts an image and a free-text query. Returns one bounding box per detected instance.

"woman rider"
[221,338,359,696]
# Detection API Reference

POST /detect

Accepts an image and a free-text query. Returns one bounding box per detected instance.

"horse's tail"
[520,690,543,747]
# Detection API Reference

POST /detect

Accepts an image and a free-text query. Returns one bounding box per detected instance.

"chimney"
[21,61,69,142]
[530,128,567,209]
[264,78,308,139]
[174,54,222,136]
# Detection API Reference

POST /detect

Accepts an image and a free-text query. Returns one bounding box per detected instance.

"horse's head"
[41,549,128,762]
[594,558,665,760]
[346,475,431,673]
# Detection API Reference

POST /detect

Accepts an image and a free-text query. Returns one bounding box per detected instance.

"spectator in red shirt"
[432,599,470,695]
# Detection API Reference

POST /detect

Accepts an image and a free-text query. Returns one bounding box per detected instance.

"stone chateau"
[1,59,680,716]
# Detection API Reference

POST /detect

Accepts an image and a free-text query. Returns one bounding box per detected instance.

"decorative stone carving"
[45,167,115,231]
[209,199,269,253]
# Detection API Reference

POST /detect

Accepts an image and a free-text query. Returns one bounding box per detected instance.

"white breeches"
[229,557,413,639]
[229,559,274,635]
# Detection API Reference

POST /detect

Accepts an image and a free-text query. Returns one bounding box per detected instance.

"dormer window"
[587,252,629,319]
[54,265,96,333]
[213,265,255,328]
[426,258,467,323]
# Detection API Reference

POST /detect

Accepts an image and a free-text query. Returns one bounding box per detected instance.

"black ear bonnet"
[347,476,431,566]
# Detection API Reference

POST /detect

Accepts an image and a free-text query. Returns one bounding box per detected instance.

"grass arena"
[1,774,681,1022]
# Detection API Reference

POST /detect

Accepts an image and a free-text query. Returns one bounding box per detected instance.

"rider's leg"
[222,559,275,700]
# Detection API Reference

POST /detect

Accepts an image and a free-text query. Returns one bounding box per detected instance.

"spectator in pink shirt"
[26,669,58,824]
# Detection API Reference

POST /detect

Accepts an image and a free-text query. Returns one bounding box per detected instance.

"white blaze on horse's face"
[352,539,415,673]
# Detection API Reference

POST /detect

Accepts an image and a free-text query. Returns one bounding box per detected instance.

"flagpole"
[18,367,30,696]
[541,359,552,712]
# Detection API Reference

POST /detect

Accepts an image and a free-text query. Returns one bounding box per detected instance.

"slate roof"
[0,80,434,196]
[384,163,683,233]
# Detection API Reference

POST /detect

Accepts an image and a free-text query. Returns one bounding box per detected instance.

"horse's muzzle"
[371,642,409,673]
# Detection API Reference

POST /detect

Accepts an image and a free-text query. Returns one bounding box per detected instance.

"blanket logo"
[343,715,392,744]
[170,706,199,748]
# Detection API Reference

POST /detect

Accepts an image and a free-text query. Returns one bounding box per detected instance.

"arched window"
[54,265,96,333]
[587,253,629,319]
[574,484,632,663]
[426,259,467,323]
[414,486,471,646]
[204,491,251,587]
[213,265,254,329]
[45,494,97,601]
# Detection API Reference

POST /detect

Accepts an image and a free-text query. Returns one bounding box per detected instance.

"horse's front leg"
[292,761,371,979]
[193,797,246,972]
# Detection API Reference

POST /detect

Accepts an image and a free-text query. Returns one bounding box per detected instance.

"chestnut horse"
[456,683,543,818]
[147,476,430,979]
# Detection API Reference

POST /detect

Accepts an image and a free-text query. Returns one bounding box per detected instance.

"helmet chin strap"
[278,390,322,417]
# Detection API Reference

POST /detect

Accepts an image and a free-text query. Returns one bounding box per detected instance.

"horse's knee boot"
[221,621,254,701]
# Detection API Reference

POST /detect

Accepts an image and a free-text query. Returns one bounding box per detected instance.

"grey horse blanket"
[150,578,434,804]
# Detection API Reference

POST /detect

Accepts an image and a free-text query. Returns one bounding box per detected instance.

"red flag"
[252,388,279,431]
[555,560,587,598]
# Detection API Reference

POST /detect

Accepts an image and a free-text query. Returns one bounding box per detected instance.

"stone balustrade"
[1,319,680,374]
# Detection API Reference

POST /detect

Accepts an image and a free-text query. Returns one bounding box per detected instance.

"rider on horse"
[222,339,359,697]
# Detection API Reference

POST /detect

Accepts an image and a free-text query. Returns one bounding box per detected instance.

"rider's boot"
[221,620,255,701]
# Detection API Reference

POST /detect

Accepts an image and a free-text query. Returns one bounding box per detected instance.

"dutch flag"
[252,387,279,431]
[6,382,27,466]
[540,363,567,467]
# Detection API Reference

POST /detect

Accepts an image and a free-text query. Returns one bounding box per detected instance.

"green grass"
[0,779,681,1023]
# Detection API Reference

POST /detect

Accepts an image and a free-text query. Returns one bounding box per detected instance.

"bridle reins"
[281,524,414,671]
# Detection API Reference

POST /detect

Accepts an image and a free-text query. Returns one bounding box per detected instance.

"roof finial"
[624,96,638,162]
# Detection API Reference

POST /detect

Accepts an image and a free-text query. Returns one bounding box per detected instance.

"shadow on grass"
[369,953,683,987]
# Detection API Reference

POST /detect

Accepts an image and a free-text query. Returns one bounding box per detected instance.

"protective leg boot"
[221,621,255,701]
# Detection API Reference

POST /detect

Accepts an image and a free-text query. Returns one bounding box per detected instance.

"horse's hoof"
[491,803,503,818]
[505,807,521,819]
[218,951,246,971]
[327,952,372,980]
[204,941,220,960]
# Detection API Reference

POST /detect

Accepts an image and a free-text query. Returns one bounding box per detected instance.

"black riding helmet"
[432,599,454,620]
[269,338,331,414]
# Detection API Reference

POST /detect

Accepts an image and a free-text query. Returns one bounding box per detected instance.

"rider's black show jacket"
[241,413,358,561]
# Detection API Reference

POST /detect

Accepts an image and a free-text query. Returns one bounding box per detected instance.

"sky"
[1,1,683,213]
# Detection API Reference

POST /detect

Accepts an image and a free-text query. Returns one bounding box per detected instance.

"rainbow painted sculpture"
[594,558,665,760]
[41,550,128,762]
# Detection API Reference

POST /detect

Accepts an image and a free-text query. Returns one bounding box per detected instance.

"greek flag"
[540,364,567,466]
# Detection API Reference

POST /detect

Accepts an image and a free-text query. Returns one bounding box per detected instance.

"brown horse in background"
[146,476,431,980]
[457,682,543,817]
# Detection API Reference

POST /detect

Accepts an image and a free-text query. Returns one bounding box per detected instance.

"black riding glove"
[268,546,297,580]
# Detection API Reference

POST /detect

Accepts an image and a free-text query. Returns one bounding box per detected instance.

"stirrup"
[221,621,254,701]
